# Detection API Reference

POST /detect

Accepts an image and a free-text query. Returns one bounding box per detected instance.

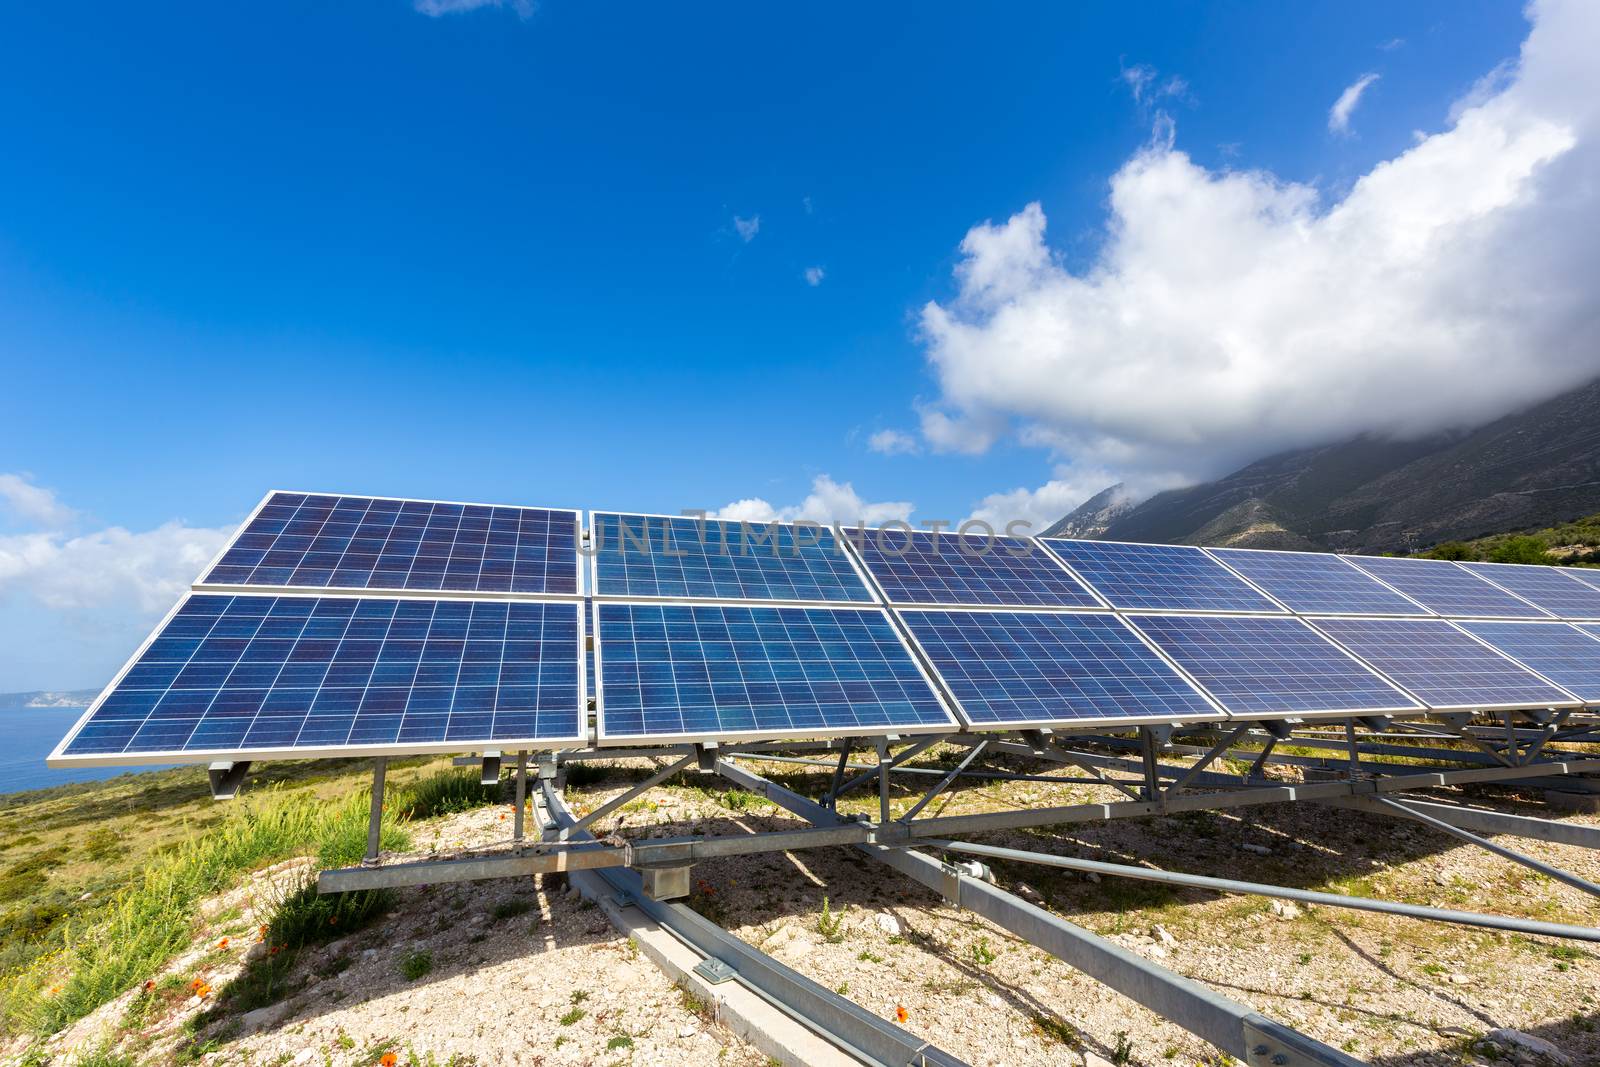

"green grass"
[400,950,434,982]
[6,781,410,1036]
[396,770,502,820]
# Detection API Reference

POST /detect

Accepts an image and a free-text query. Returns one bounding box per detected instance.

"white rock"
[1152,924,1177,947]
[1447,973,1473,985]
[1269,900,1301,920]
[1013,882,1045,905]
[292,1050,316,1065]
[1482,1028,1573,1066]
[678,1023,698,1038]
[873,912,901,937]
[239,1001,290,1032]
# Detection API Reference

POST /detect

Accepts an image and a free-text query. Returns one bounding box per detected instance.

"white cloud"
[0,473,77,529]
[713,475,913,527]
[733,215,761,242]
[803,266,825,286]
[414,0,534,17]
[1121,63,1190,109]
[1329,72,1380,134]
[867,429,920,456]
[917,0,1600,515]
[0,522,229,614]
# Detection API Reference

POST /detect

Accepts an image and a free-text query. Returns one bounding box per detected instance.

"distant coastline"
[0,688,100,712]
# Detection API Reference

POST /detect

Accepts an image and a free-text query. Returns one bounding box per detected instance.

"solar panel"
[898,609,1218,728]
[51,594,585,764]
[1455,621,1600,703]
[1456,562,1600,620]
[1206,548,1425,616]
[591,513,873,603]
[1310,618,1578,710]
[202,492,581,596]
[847,527,1101,608]
[1126,614,1419,716]
[1044,540,1284,613]
[1342,555,1546,618]
[594,602,954,742]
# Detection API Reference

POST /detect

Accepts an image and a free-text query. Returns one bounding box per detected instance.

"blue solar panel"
[1127,614,1418,716]
[899,610,1217,727]
[53,594,584,762]
[848,528,1100,608]
[1045,540,1284,613]
[1455,621,1600,703]
[1310,618,1577,710]
[1456,562,1600,620]
[594,602,953,741]
[591,513,873,603]
[1342,555,1544,618]
[203,493,580,596]
[1206,548,1425,616]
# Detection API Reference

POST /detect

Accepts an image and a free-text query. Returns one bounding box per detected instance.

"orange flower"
[380,1055,398,1067]
[143,980,156,992]
[217,938,229,949]
[48,986,60,996]
[195,983,212,999]
[895,1005,908,1024]
[499,813,506,821]
[328,915,339,926]
[189,979,206,992]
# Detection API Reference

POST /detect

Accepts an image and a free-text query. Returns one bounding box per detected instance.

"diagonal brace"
[901,740,989,822]
[547,753,695,845]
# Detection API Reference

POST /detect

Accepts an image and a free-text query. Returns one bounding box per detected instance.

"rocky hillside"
[1059,377,1600,552]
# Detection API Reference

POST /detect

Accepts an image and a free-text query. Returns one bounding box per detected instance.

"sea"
[0,706,173,796]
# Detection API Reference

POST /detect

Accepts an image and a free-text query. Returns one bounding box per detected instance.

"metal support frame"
[924,839,1600,943]
[513,751,528,848]
[1366,795,1600,899]
[207,760,252,800]
[539,779,969,1067]
[545,751,696,846]
[714,759,1363,1067]
[900,740,989,822]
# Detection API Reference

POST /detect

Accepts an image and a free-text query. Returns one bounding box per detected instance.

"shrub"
[1487,535,1554,565]
[1422,541,1475,561]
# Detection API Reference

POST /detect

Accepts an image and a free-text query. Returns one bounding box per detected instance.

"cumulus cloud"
[733,215,761,242]
[803,266,825,286]
[867,429,920,456]
[1329,73,1381,134]
[414,0,534,17]
[0,475,233,689]
[0,522,229,614]
[918,0,1600,520]
[714,475,913,527]
[0,473,77,529]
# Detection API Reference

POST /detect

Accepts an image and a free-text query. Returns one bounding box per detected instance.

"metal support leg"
[364,757,388,867]
[513,751,528,848]
[1368,795,1600,900]
[877,739,893,823]
[1245,737,1278,781]
[548,753,696,845]
[1345,719,1360,779]
[1139,727,1161,801]
[825,747,850,810]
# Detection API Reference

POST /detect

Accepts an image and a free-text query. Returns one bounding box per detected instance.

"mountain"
[0,689,100,712]
[1041,484,1136,539]
[1060,377,1600,553]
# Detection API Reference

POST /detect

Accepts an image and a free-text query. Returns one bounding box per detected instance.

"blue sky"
[4,1,1593,691]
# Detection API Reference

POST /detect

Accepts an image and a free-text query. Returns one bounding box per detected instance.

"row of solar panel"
[197,493,1600,622]
[54,590,1600,763]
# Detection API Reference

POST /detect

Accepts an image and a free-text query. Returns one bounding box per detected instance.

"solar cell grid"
[54,594,584,762]
[848,527,1101,608]
[1455,621,1600,703]
[1342,555,1545,618]
[1045,540,1283,613]
[1310,617,1578,710]
[899,609,1217,728]
[595,602,952,741]
[591,513,873,603]
[1457,562,1600,620]
[1206,548,1425,616]
[1127,614,1418,716]
[202,492,580,596]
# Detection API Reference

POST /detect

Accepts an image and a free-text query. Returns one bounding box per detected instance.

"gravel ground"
[15,750,1598,1067]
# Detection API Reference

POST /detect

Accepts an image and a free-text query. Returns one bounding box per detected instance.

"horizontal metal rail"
[924,839,1600,943]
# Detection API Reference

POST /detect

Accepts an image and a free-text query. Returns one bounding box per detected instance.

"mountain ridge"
[1055,377,1600,552]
